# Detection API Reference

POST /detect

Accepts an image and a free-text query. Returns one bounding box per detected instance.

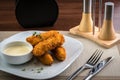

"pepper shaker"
[99,2,116,40]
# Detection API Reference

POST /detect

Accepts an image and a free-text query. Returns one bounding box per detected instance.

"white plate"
[0,31,83,79]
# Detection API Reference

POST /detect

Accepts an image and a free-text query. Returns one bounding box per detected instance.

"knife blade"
[84,56,114,80]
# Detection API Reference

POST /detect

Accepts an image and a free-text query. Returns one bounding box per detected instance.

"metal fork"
[67,49,103,80]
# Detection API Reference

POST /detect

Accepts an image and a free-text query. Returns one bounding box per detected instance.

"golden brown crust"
[26,36,42,46]
[37,52,53,65]
[40,30,59,40]
[52,46,66,61]
[26,30,59,46]
[33,33,65,56]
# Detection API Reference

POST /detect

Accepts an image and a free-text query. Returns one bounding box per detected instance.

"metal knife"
[84,56,114,80]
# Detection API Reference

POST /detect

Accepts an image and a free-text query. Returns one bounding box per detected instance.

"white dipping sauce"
[4,45,31,56]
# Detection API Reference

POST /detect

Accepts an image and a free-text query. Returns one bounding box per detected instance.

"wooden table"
[0,31,120,80]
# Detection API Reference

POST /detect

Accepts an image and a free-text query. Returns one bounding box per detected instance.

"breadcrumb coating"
[33,33,65,56]
[52,46,66,61]
[26,30,59,46]
[37,52,54,65]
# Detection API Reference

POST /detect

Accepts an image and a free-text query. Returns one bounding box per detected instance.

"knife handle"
[84,74,93,80]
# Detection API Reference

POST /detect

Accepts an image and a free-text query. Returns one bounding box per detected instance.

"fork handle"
[67,66,86,80]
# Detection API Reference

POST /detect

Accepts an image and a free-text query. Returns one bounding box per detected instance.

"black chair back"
[15,0,58,28]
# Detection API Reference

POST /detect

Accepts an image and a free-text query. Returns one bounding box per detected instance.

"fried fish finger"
[37,52,53,65]
[26,30,59,46]
[33,34,65,56]
[52,46,66,61]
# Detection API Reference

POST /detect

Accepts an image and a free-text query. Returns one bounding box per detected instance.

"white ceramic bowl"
[0,41,33,65]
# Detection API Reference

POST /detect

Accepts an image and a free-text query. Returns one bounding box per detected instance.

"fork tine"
[87,49,103,65]
[92,50,103,65]
[88,49,100,63]
[87,49,99,63]
[90,50,101,64]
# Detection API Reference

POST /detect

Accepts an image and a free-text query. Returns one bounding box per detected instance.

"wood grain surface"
[0,0,120,31]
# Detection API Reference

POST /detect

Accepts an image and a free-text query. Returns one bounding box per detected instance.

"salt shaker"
[79,0,93,32]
